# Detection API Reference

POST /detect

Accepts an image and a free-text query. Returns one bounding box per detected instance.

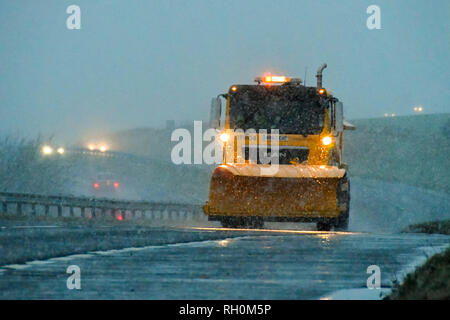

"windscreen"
[228,85,325,135]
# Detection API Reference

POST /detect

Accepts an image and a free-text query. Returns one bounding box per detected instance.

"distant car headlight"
[42,145,53,155]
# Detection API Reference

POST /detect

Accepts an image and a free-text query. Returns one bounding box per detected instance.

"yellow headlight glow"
[321,136,333,146]
[219,132,230,142]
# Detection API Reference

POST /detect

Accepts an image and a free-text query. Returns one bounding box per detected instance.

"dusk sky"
[0,0,448,142]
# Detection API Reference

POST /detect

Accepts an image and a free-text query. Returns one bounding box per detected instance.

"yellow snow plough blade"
[203,164,346,219]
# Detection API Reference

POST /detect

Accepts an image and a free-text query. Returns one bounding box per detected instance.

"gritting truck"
[203,64,355,231]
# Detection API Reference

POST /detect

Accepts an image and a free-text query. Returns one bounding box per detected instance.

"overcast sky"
[0,0,449,143]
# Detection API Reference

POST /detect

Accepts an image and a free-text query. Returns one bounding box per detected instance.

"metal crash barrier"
[0,191,204,221]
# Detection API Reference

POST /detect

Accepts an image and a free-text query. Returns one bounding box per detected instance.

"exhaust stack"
[316,63,327,89]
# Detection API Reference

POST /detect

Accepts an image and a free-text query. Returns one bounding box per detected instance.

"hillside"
[102,113,450,194]
[344,113,450,193]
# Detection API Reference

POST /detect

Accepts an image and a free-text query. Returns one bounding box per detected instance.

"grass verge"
[385,219,450,299]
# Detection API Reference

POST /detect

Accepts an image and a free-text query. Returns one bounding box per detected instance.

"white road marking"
[0,237,244,274]
[3,264,31,270]
[8,225,60,229]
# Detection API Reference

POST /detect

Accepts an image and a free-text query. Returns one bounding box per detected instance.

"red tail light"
[113,182,119,188]
[93,183,99,189]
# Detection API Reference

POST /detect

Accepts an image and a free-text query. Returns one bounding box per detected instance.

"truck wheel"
[220,217,247,228]
[221,217,238,228]
[220,217,264,229]
[247,217,264,229]
[334,214,349,231]
[317,222,331,231]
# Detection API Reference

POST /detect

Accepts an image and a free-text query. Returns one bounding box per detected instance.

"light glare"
[42,145,53,155]
[321,136,332,146]
[219,132,230,142]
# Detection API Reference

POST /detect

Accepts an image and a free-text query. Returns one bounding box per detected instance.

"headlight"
[219,132,230,142]
[42,145,53,155]
[321,136,333,146]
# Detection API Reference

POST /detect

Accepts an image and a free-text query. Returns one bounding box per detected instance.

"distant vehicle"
[87,144,109,152]
[91,172,120,196]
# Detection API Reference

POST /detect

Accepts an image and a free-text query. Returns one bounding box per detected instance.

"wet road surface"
[0,222,448,299]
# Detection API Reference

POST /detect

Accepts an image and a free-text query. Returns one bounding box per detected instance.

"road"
[0,221,448,299]
[0,177,449,299]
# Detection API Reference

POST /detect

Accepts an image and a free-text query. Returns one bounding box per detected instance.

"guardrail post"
[92,200,96,218]
[45,205,50,216]
[69,206,74,217]
[17,202,23,215]
[57,205,62,217]
[80,207,85,218]
[31,204,36,216]
[2,202,7,214]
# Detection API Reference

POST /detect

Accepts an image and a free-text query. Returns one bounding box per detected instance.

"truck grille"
[243,146,309,165]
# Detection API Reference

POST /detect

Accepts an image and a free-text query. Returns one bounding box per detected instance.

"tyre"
[247,217,264,229]
[220,217,246,228]
[317,221,331,231]
[334,214,349,231]
[220,217,239,228]
[221,217,264,229]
